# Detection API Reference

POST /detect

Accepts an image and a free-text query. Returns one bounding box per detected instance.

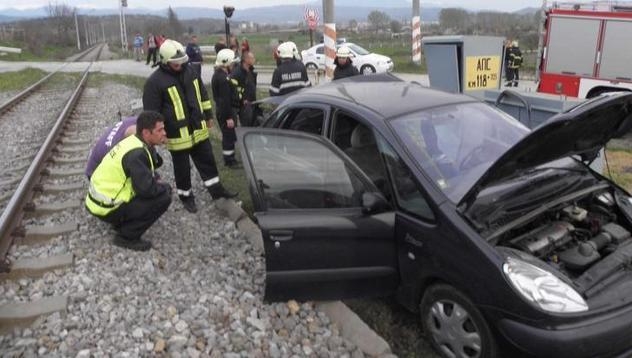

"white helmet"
[336,47,352,58]
[215,48,236,66]
[278,41,300,59]
[159,39,188,65]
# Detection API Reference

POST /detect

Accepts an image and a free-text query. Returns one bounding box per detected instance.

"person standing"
[333,47,360,80]
[269,42,311,96]
[241,38,250,54]
[133,33,144,61]
[212,49,240,168]
[186,34,204,77]
[143,39,237,214]
[85,111,172,251]
[214,36,227,55]
[272,39,283,67]
[231,51,258,127]
[146,33,157,66]
[85,116,137,179]
[505,40,523,87]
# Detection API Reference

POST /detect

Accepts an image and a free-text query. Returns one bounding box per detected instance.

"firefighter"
[505,40,523,87]
[212,49,240,168]
[143,39,237,214]
[269,41,311,96]
[333,46,360,80]
[230,50,259,127]
[85,111,171,251]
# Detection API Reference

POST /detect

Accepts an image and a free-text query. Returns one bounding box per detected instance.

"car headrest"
[350,124,375,148]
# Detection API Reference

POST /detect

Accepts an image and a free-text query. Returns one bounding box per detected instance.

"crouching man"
[85,111,172,251]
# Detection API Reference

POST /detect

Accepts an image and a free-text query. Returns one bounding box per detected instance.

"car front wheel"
[420,284,497,358]
[360,65,376,75]
[306,62,318,70]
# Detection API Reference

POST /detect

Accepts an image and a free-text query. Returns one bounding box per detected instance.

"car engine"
[501,191,632,278]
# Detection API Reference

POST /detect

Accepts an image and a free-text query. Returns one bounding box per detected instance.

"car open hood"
[459,92,632,208]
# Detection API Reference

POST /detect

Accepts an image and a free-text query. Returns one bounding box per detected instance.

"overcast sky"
[0,0,542,12]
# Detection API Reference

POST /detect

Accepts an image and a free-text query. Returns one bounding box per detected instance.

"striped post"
[412,16,421,64]
[324,23,337,79]
[412,0,421,64]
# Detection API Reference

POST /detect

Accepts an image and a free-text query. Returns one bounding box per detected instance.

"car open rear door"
[237,128,399,302]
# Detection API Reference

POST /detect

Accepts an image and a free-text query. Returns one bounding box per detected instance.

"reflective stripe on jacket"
[143,65,213,151]
[85,135,154,216]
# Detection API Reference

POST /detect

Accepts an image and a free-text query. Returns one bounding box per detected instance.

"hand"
[227,119,235,129]
[206,119,214,128]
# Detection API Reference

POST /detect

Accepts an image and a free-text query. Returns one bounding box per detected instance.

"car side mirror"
[362,192,388,215]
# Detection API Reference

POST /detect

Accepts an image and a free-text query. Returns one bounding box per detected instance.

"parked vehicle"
[238,78,632,357]
[538,1,632,98]
[301,43,394,74]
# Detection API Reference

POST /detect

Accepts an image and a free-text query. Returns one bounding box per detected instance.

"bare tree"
[46,2,75,45]
[367,10,390,34]
[166,6,184,39]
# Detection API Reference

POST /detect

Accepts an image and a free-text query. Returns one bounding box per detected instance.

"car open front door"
[237,128,399,302]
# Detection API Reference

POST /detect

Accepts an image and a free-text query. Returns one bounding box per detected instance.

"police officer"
[505,40,523,87]
[212,49,240,168]
[230,51,258,127]
[333,47,359,80]
[269,41,311,96]
[143,39,236,214]
[186,34,203,77]
[85,111,171,251]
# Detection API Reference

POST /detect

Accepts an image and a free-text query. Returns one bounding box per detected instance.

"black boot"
[112,234,152,251]
[208,184,238,200]
[179,194,198,213]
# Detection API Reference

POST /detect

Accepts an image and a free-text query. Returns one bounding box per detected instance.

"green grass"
[0,41,81,61]
[0,68,48,91]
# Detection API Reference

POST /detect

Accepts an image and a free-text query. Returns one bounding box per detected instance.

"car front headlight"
[503,257,588,313]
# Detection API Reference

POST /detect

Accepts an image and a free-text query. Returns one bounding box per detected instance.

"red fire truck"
[538,1,632,98]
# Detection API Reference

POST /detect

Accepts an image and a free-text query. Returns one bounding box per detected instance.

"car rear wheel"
[360,65,376,75]
[306,62,318,70]
[420,284,497,358]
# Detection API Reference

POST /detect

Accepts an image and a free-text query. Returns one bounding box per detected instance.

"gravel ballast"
[0,81,366,357]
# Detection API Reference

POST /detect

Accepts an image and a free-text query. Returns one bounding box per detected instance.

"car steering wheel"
[459,145,487,171]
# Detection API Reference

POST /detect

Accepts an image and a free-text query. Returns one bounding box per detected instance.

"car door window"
[244,132,368,210]
[331,112,391,201]
[378,137,435,221]
[279,108,325,135]
[316,46,324,55]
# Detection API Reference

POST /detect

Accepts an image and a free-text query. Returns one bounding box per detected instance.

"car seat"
[344,124,387,193]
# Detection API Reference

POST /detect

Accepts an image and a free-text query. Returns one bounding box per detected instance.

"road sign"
[465,55,500,90]
[304,7,319,30]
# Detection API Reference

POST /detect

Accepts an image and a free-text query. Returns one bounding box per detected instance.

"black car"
[236,80,632,358]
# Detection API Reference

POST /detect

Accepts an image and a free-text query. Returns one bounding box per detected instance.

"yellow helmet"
[159,39,188,65]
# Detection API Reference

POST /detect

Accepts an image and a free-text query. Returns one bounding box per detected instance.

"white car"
[301,42,394,74]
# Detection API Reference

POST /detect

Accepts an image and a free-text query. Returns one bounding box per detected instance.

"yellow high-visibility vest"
[85,135,154,216]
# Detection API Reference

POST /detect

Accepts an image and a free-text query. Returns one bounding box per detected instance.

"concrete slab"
[0,296,67,334]
[51,156,86,164]
[23,222,78,244]
[0,254,73,279]
[56,145,90,154]
[46,168,84,177]
[32,200,81,214]
[41,182,84,194]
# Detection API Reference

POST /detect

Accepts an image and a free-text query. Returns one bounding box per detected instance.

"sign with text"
[465,56,500,90]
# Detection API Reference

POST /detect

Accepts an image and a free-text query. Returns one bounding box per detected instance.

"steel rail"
[0,65,91,271]
[0,64,67,115]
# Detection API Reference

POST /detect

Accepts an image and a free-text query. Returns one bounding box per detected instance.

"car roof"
[282,78,478,119]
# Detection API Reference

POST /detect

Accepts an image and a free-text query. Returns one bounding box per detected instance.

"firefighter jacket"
[231,64,258,104]
[507,47,523,69]
[143,64,213,151]
[269,59,311,96]
[86,135,167,217]
[212,68,238,122]
[333,58,360,80]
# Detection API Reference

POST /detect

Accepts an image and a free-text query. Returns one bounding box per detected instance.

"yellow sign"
[465,56,501,90]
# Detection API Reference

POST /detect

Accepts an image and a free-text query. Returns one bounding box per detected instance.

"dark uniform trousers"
[101,190,172,240]
[217,119,237,164]
[170,139,220,191]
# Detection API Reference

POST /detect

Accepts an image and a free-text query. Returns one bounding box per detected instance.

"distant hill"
[515,7,540,15]
[0,5,441,23]
[0,15,19,23]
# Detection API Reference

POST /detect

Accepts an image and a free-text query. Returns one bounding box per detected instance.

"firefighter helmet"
[336,47,352,58]
[215,48,236,66]
[159,39,188,65]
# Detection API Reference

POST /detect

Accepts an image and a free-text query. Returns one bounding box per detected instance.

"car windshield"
[346,44,370,55]
[390,102,530,203]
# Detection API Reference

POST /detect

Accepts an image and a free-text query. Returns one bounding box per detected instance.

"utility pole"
[84,17,89,47]
[74,10,81,50]
[322,0,336,79]
[101,23,105,43]
[535,0,548,82]
[120,0,128,52]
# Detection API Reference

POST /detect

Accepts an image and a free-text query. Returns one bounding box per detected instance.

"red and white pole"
[412,0,421,64]
[323,0,336,79]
